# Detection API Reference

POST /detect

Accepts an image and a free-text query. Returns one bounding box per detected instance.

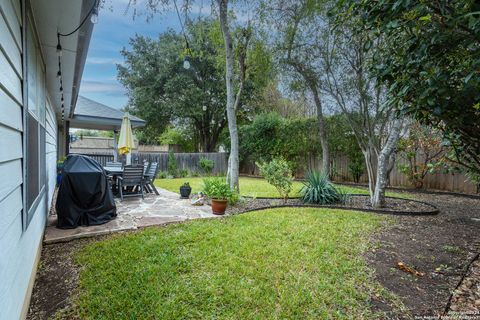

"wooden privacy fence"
[73,152,228,175]
[241,153,479,194]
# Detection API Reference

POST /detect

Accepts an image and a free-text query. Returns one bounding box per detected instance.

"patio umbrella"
[118,112,135,164]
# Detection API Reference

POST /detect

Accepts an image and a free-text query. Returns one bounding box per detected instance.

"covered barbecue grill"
[56,154,117,229]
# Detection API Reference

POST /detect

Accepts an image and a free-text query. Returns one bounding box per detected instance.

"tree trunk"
[311,85,330,175]
[362,147,376,198]
[218,0,239,191]
[372,119,402,208]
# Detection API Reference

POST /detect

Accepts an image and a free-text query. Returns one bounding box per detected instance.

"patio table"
[103,166,153,196]
[104,166,123,194]
[103,166,124,175]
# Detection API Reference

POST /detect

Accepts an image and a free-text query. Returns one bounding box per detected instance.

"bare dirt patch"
[364,193,480,318]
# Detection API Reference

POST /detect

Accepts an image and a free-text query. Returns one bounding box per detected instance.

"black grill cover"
[56,154,117,229]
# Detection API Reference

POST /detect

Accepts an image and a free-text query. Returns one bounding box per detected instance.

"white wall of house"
[0,0,57,319]
[46,98,58,205]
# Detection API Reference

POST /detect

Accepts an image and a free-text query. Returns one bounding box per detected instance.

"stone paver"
[44,188,218,244]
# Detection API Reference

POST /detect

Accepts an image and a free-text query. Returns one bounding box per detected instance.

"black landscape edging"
[442,252,480,316]
[235,194,439,216]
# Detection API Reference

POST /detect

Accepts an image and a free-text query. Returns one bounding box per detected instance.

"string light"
[183,55,191,70]
[90,2,99,24]
[173,0,192,70]
[56,0,99,121]
[56,34,62,56]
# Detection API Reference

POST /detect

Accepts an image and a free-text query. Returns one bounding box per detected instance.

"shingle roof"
[71,96,145,130]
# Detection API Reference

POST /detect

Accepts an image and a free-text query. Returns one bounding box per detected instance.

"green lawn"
[155,176,410,198]
[73,208,393,319]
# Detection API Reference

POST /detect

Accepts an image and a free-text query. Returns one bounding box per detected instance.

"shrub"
[167,150,177,177]
[202,177,237,204]
[157,171,168,179]
[348,158,365,183]
[239,113,320,174]
[191,171,200,177]
[256,158,293,203]
[199,157,214,176]
[301,171,347,204]
[179,169,189,178]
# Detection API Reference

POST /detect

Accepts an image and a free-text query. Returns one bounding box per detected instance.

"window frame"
[22,0,47,230]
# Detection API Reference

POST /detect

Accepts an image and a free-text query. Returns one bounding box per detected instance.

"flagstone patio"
[44,188,218,244]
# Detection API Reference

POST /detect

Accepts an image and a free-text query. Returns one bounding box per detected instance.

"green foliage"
[348,158,365,184]
[326,114,365,181]
[179,169,189,178]
[336,0,480,176]
[157,171,168,179]
[240,113,320,173]
[301,171,347,205]
[256,158,293,202]
[159,127,195,152]
[167,151,177,177]
[397,123,445,188]
[202,177,236,204]
[240,113,367,178]
[198,157,214,176]
[74,129,113,138]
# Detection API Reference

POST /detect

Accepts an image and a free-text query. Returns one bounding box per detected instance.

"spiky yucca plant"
[301,171,347,204]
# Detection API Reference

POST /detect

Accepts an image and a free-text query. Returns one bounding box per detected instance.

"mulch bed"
[27,191,479,319]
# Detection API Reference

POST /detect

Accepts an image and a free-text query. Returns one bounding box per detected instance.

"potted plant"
[179,182,192,199]
[56,157,66,186]
[202,178,233,215]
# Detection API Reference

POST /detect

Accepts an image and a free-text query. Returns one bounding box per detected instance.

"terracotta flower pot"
[211,199,228,215]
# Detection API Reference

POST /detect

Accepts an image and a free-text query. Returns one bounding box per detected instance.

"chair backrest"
[146,162,158,180]
[143,161,150,175]
[106,161,122,168]
[121,165,144,185]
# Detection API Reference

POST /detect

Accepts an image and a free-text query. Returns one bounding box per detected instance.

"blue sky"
[79,0,184,109]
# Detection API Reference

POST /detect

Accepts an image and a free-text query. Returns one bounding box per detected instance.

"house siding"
[0,0,56,319]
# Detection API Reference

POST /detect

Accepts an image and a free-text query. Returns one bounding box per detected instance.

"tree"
[125,0,262,193]
[337,0,480,178]
[397,122,444,189]
[159,126,195,152]
[118,22,228,151]
[217,0,245,192]
[321,18,403,207]
[261,0,330,175]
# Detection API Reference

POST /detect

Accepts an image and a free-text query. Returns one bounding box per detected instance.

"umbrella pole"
[113,130,118,162]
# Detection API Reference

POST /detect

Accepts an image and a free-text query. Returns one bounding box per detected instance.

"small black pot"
[180,186,192,199]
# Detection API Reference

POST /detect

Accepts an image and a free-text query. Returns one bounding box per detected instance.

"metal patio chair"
[144,162,160,195]
[117,165,145,200]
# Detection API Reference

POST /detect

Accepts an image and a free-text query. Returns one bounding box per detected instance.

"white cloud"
[86,57,122,65]
[80,80,127,96]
